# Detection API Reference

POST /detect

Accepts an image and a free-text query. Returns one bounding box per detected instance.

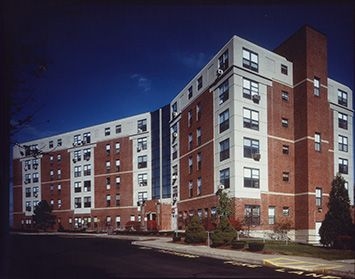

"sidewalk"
[130,236,355,279]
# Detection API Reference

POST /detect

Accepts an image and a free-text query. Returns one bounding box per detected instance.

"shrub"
[231,239,246,250]
[334,235,353,250]
[172,233,182,242]
[248,242,265,252]
[125,221,142,231]
[211,216,237,247]
[185,216,207,244]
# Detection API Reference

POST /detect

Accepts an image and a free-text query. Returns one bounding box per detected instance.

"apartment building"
[12,25,353,243]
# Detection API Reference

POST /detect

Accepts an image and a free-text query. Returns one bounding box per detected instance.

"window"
[338,158,348,174]
[106,144,111,155]
[33,186,39,198]
[83,132,91,144]
[58,199,62,208]
[49,140,53,148]
[243,78,259,101]
[74,197,81,208]
[243,108,259,130]
[219,109,229,133]
[242,48,258,72]
[57,139,62,146]
[73,150,81,162]
[84,197,91,208]
[281,64,288,75]
[25,187,31,197]
[49,170,54,180]
[74,134,82,145]
[282,172,290,182]
[197,152,202,170]
[244,168,260,188]
[105,161,111,173]
[172,144,178,160]
[268,207,276,225]
[338,135,348,152]
[197,177,202,195]
[138,155,147,169]
[188,156,193,174]
[219,138,230,161]
[188,133,193,150]
[218,79,229,104]
[338,112,348,129]
[172,102,178,118]
[115,160,120,172]
[83,164,91,176]
[24,160,31,171]
[74,166,81,177]
[196,128,202,146]
[196,103,201,121]
[105,127,111,136]
[137,119,147,132]
[188,86,193,99]
[281,91,289,101]
[244,205,260,226]
[84,180,91,192]
[106,195,111,207]
[314,77,320,96]
[106,177,111,189]
[282,145,289,155]
[116,216,121,227]
[316,188,322,207]
[197,76,203,90]
[281,118,289,127]
[282,207,290,216]
[83,148,91,160]
[243,137,260,159]
[188,110,192,127]
[314,133,321,151]
[188,181,193,198]
[136,192,147,204]
[218,50,229,71]
[115,124,122,134]
[57,169,62,179]
[115,176,121,187]
[26,201,31,212]
[57,154,62,162]
[32,172,39,183]
[137,137,147,151]
[116,194,121,206]
[138,173,148,186]
[220,168,230,189]
[115,142,120,153]
[338,90,348,107]
[74,181,81,193]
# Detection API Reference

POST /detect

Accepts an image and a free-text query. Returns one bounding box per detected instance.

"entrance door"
[315,222,322,243]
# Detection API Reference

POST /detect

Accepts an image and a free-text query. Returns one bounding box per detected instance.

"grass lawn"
[259,240,355,260]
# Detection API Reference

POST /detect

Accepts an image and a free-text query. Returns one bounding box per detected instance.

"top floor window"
[218,50,229,71]
[242,48,258,72]
[281,64,288,75]
[172,102,178,118]
[83,132,91,144]
[338,90,348,107]
[188,86,193,99]
[73,134,82,145]
[197,76,203,90]
[137,119,147,132]
[115,124,122,134]
[314,77,320,96]
[105,127,111,136]
[57,139,62,146]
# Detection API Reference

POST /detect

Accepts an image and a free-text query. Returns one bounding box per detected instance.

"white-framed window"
[197,177,202,196]
[188,86,193,99]
[188,181,193,198]
[74,181,82,193]
[197,76,203,90]
[74,166,81,177]
[188,110,192,127]
[138,191,148,201]
[338,158,348,174]
[338,112,348,130]
[84,197,91,208]
[243,78,259,100]
[137,137,147,151]
[106,194,111,207]
[314,77,320,96]
[243,137,260,159]
[338,89,348,106]
[138,155,147,169]
[33,186,39,198]
[268,206,276,225]
[32,172,39,183]
[244,205,260,226]
[315,187,322,207]
[73,150,81,162]
[105,127,111,136]
[282,207,290,216]
[283,172,290,182]
[281,64,288,75]
[188,156,193,174]
[188,133,193,150]
[115,142,120,153]
[83,164,91,176]
[242,48,258,72]
[243,108,259,130]
[196,103,201,121]
[196,127,202,146]
[137,119,147,132]
[138,173,148,186]
[281,91,289,101]
[116,124,122,134]
[314,133,321,152]
[106,144,111,155]
[338,135,348,152]
[219,168,230,189]
[244,167,260,188]
[219,138,230,161]
[74,197,81,208]
[83,132,91,144]
[84,180,91,192]
[218,49,229,71]
[197,152,202,170]
[25,187,31,197]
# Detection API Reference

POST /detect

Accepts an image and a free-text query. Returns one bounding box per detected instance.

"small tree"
[319,174,353,248]
[33,200,56,231]
[184,215,207,244]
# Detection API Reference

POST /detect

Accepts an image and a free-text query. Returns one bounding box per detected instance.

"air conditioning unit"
[173,196,177,201]
[216,68,224,76]
[252,153,261,161]
[172,174,178,180]
[72,143,76,147]
[252,94,260,103]
[172,111,178,118]
[218,184,225,190]
[137,147,141,152]
[173,132,178,138]
[138,128,143,133]
[72,158,77,163]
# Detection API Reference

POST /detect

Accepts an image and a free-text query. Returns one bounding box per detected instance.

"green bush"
[184,216,207,244]
[231,239,246,250]
[248,242,265,252]
[211,216,237,247]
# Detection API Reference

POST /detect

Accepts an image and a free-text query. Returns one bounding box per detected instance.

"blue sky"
[8,2,354,144]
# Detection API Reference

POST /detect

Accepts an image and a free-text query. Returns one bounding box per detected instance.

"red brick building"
[12,26,353,243]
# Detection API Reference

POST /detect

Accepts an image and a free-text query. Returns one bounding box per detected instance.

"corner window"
[104,127,111,136]
[219,138,230,161]
[338,112,348,130]
[244,167,260,188]
[281,118,289,128]
[244,205,260,226]
[197,76,203,90]
[338,90,348,107]
[220,168,230,189]
[243,108,259,130]
[138,155,147,169]
[218,79,229,104]
[188,86,193,99]
[243,78,259,102]
[338,158,348,174]
[281,64,288,75]
[314,77,320,96]
[314,133,321,152]
[137,119,147,133]
[218,50,229,71]
[338,135,348,152]
[281,91,289,102]
[219,109,229,133]
[243,137,260,159]
[115,124,122,134]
